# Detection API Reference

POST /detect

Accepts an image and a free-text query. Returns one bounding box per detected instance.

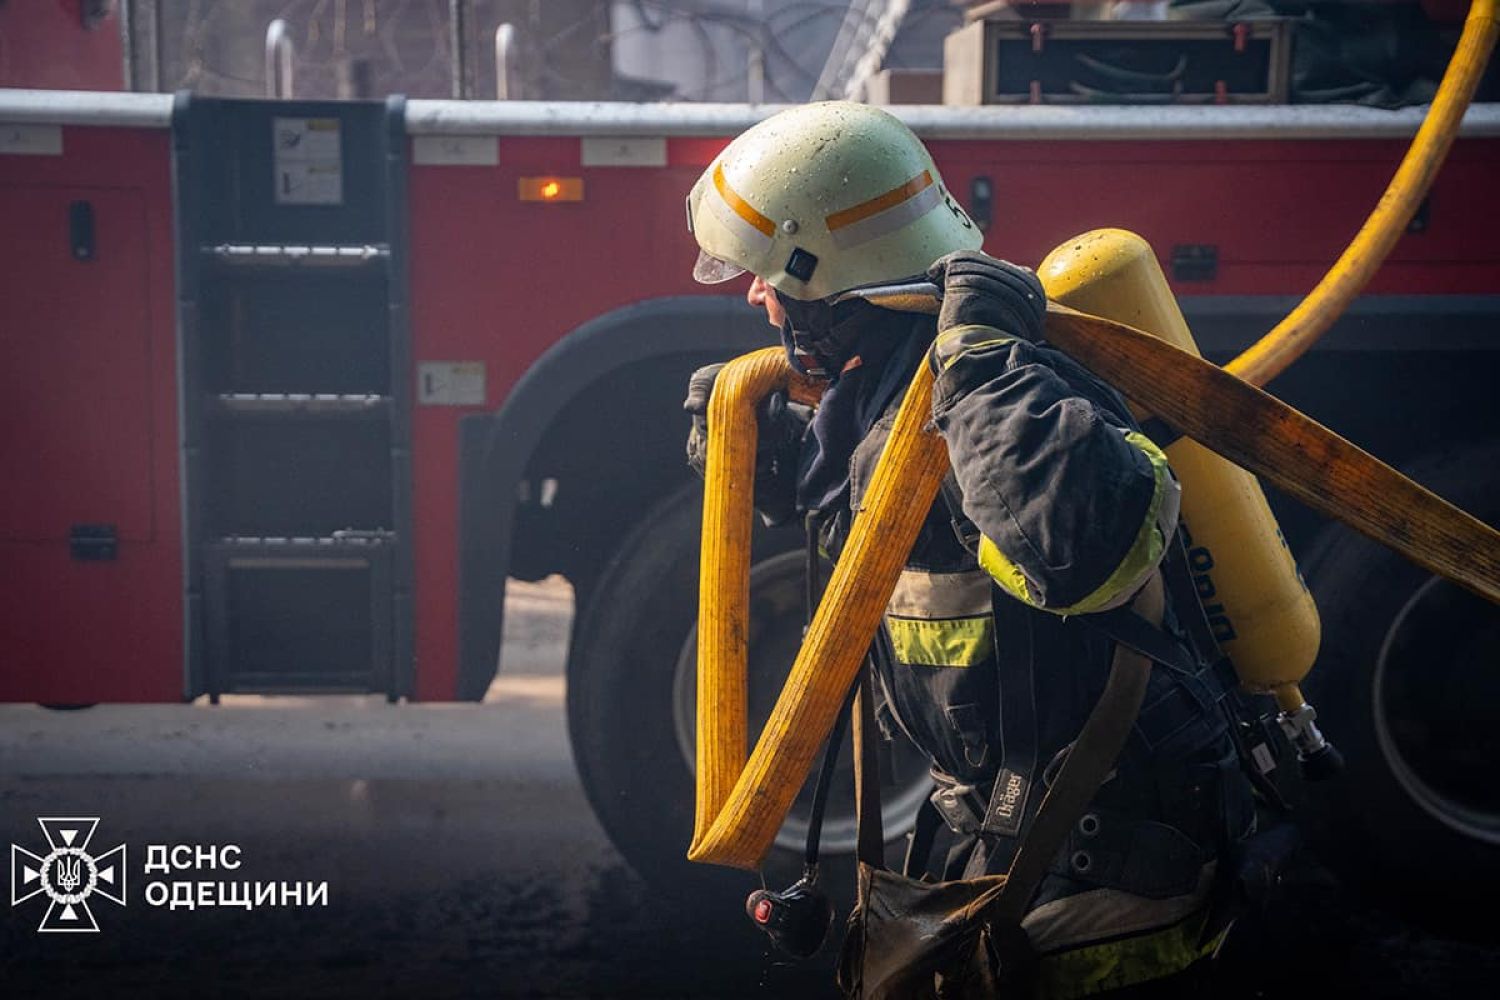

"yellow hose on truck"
[1228,0,1499,386]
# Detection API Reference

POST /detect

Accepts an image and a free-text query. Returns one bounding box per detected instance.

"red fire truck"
[4,36,1499,905]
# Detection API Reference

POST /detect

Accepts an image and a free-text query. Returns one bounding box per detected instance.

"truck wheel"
[567,485,932,896]
[1299,445,1500,920]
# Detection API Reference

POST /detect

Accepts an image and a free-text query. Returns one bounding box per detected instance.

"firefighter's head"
[686,102,982,304]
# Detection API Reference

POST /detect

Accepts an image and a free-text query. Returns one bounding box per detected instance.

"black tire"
[566,484,930,902]
[1298,444,1500,924]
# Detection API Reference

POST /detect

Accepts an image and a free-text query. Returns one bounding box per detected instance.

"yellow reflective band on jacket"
[884,568,995,667]
[1035,910,1226,1000]
[884,614,994,668]
[976,430,1174,615]
[976,534,1035,606]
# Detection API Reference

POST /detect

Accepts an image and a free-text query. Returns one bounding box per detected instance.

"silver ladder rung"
[205,243,389,266]
[211,392,390,414]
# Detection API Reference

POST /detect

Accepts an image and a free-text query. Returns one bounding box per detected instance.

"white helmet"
[687,102,983,302]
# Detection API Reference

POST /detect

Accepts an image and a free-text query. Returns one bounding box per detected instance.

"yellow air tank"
[1039,229,1338,776]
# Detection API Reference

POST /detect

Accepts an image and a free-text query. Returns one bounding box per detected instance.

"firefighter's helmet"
[686,102,983,301]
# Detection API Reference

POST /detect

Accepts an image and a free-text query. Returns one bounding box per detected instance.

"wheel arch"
[454,294,777,700]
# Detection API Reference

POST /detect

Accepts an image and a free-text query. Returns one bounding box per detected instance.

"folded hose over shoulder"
[689,352,947,870]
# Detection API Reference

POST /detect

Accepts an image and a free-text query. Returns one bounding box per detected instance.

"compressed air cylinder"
[1038,229,1321,695]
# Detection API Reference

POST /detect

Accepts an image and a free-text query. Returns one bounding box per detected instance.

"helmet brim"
[692,249,747,285]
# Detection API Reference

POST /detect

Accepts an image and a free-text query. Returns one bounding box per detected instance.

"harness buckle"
[929,772,986,834]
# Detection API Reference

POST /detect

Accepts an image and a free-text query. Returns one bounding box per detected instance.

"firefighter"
[683,102,1254,998]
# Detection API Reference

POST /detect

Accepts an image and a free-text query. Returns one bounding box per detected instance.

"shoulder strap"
[981,572,1165,928]
[963,593,1039,878]
[1083,604,1199,675]
[987,642,1153,926]
[854,664,886,870]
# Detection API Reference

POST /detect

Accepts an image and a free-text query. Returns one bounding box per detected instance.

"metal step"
[203,532,398,699]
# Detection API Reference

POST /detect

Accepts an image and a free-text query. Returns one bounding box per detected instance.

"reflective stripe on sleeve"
[976,430,1179,615]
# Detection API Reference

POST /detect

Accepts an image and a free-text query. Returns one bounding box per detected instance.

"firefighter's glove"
[926,252,1046,375]
[684,363,807,525]
[683,362,800,471]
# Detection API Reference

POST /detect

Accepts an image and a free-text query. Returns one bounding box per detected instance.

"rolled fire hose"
[691,2,1500,870]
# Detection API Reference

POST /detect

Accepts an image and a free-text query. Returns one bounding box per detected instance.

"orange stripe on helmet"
[825,170,934,232]
[713,162,777,238]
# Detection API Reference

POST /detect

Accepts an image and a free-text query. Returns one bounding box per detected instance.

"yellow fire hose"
[1039,303,1500,606]
[689,349,948,867]
[690,2,1500,870]
[1228,0,1498,386]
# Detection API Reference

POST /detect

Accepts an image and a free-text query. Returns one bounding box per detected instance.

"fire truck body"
[4,112,177,704]
[4,88,1500,894]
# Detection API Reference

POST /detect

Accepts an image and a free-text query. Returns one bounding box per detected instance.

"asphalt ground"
[2,578,1497,999]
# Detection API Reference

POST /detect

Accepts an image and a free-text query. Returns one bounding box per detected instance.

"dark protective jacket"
[692,302,1253,993]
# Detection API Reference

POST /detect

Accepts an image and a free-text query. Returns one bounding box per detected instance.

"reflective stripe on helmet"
[712,161,776,240]
[825,169,941,250]
[685,103,984,299]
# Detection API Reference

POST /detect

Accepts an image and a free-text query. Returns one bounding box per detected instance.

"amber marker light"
[518,177,584,202]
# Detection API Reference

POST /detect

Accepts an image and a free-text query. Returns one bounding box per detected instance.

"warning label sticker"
[272,117,343,206]
[418,362,487,406]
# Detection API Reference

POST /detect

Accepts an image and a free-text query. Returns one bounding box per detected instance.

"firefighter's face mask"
[777,290,887,382]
